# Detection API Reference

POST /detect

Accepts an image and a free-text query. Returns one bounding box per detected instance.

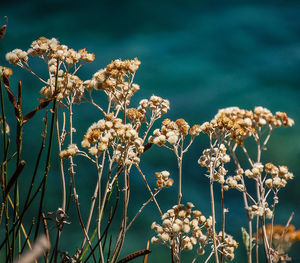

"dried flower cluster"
[138,95,170,118]
[239,161,293,218]
[249,203,273,219]
[155,171,174,188]
[40,71,84,102]
[5,48,29,65]
[86,58,141,106]
[198,144,230,183]
[264,163,294,189]
[197,105,296,263]
[59,144,79,159]
[200,106,294,145]
[151,202,238,261]
[2,33,297,263]
[125,95,170,130]
[214,232,239,260]
[0,66,13,78]
[256,224,300,262]
[6,37,94,65]
[151,203,210,251]
[81,114,144,165]
[149,118,200,147]
[6,37,95,103]
[261,225,300,247]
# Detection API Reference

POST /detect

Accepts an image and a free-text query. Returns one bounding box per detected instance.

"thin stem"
[97,158,105,263]
[210,180,219,263]
[260,216,271,263]
[7,194,32,250]
[269,191,278,248]
[66,100,96,263]
[90,98,106,116]
[80,153,105,251]
[204,250,215,263]
[126,189,162,231]
[110,167,130,262]
[274,212,294,251]
[0,76,11,262]
[136,165,162,216]
[20,62,48,85]
[34,60,60,241]
[70,170,96,263]
[175,137,184,205]
[56,112,66,211]
[220,185,225,263]
[262,126,273,149]
[0,119,48,251]
[227,141,253,263]
[53,109,66,263]
[256,216,259,263]
[242,146,254,167]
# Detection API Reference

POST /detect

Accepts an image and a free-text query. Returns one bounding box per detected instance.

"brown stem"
[220,185,225,263]
[136,165,162,216]
[210,180,219,263]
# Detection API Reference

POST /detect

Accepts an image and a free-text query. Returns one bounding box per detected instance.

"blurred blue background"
[1,0,300,262]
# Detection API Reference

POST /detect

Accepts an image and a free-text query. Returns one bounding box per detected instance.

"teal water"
[1,0,300,262]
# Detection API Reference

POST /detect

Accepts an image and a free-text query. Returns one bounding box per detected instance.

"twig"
[135,165,162,216]
[126,189,162,231]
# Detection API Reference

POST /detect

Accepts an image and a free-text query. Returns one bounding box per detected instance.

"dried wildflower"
[40,73,84,103]
[88,58,141,106]
[151,203,237,261]
[198,144,230,183]
[189,124,201,137]
[151,203,211,254]
[256,224,300,261]
[0,66,13,78]
[201,106,294,145]
[216,231,239,260]
[82,116,144,165]
[6,37,94,103]
[263,162,293,188]
[149,118,200,147]
[249,203,272,218]
[155,171,174,188]
[137,95,170,118]
[6,49,28,65]
[175,119,190,136]
[59,144,79,159]
[79,48,95,62]
[126,107,146,129]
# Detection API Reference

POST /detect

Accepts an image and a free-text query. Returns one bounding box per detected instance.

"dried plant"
[0,28,299,263]
[198,106,295,263]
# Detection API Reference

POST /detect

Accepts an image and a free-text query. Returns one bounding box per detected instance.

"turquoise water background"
[1,0,300,262]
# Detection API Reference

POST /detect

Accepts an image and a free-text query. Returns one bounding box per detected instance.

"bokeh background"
[1,0,300,262]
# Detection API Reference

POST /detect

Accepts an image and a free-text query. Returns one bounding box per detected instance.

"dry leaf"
[0,16,8,40]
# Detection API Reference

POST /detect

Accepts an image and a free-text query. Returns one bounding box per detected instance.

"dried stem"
[126,189,162,231]
[136,165,162,216]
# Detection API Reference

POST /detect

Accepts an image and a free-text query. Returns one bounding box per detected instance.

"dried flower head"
[198,144,230,183]
[6,37,95,103]
[155,171,174,188]
[82,115,144,165]
[59,144,79,159]
[256,224,300,260]
[0,66,13,78]
[149,118,200,147]
[151,203,237,260]
[88,58,141,106]
[201,106,294,145]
